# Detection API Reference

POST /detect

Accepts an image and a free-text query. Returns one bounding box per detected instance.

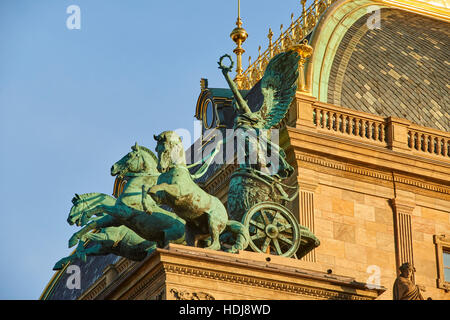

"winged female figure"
[218,51,300,180]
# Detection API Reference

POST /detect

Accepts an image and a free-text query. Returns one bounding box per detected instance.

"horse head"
[154,131,186,173]
[111,142,158,177]
[67,193,96,226]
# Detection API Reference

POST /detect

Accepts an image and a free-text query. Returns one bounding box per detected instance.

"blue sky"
[0,0,307,299]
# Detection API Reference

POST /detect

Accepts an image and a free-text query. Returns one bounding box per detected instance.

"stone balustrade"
[294,93,450,159]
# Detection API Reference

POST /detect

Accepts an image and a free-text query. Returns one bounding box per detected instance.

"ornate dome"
[326,8,449,131]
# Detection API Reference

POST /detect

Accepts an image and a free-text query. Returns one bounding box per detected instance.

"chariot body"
[227,168,319,259]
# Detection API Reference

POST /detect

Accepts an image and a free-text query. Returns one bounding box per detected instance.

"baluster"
[345,116,350,134]
[374,123,379,141]
[365,121,370,138]
[339,115,343,132]
[332,113,337,131]
[326,111,331,129]
[407,131,412,148]
[447,140,450,157]
[413,133,418,150]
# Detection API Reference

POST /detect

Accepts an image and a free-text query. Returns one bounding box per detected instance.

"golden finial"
[230,0,248,89]
[268,28,274,58]
[301,0,307,18]
[291,13,296,39]
[288,39,314,93]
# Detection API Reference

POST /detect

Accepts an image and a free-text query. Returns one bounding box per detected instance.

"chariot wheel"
[242,202,301,258]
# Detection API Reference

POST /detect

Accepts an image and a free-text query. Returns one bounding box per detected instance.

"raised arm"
[218,54,251,115]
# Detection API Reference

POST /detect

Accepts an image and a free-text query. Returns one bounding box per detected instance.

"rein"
[119,172,160,178]
[187,139,224,180]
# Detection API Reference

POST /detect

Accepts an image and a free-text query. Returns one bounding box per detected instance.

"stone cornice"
[124,266,166,300]
[79,244,385,300]
[163,263,373,300]
[288,126,450,176]
[293,143,450,198]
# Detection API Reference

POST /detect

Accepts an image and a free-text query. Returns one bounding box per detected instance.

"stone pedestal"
[79,244,385,300]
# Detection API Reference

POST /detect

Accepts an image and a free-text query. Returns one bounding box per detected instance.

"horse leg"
[54,236,103,270]
[184,223,197,247]
[204,214,224,251]
[148,183,181,204]
[69,215,120,248]
[81,204,127,224]
[84,230,156,261]
[53,255,76,270]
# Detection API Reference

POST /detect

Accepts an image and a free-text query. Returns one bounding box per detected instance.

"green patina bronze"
[54,143,186,270]
[218,52,320,258]
[53,193,156,270]
[218,52,299,178]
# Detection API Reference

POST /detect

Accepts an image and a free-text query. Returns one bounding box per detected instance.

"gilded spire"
[230,0,248,89]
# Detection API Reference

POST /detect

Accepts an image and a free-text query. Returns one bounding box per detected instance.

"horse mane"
[71,192,105,205]
[137,146,158,164]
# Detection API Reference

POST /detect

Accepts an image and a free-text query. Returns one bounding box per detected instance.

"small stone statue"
[393,262,424,300]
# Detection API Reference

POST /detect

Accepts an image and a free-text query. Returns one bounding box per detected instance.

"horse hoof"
[53,262,65,271]
[204,243,221,251]
[68,237,78,248]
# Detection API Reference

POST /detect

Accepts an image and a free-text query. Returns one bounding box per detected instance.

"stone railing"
[407,126,450,158]
[312,103,387,145]
[238,0,337,89]
[295,93,450,159]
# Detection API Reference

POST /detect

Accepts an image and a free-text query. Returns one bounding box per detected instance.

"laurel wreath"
[218,54,234,73]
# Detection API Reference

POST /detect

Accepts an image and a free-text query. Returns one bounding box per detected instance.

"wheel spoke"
[251,232,266,241]
[278,234,293,245]
[244,202,301,258]
[260,210,271,226]
[273,210,282,221]
[249,219,265,230]
[273,239,283,255]
[261,237,271,253]
[278,224,292,232]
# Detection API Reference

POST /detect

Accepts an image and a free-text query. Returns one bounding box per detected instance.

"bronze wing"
[255,51,300,129]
